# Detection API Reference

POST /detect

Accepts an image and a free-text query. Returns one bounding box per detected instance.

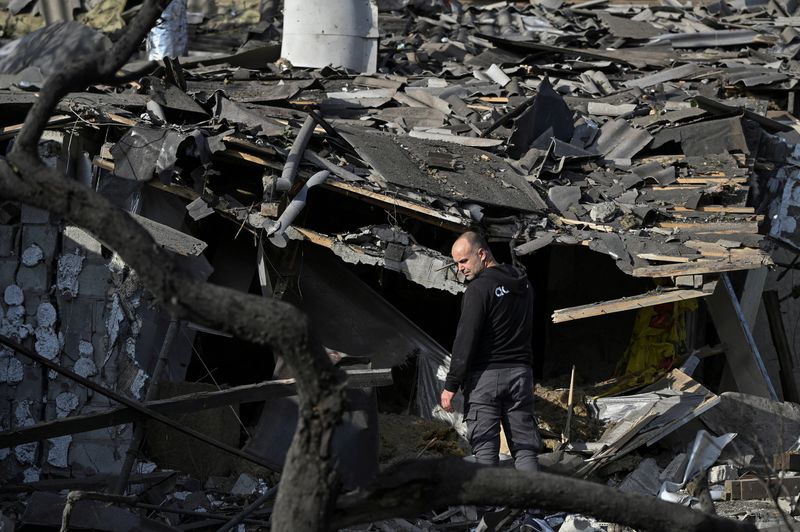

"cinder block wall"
[0,205,150,482]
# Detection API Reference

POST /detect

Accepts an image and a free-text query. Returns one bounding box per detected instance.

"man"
[440,231,541,472]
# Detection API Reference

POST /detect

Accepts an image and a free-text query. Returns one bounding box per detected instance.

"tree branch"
[333,458,757,532]
[9,0,170,155]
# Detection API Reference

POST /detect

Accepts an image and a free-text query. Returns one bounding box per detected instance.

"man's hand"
[440,389,455,413]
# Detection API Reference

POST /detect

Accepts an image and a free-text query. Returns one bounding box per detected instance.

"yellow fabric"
[602,299,697,396]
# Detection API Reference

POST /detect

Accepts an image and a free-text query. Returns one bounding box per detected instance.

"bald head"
[451,231,496,281]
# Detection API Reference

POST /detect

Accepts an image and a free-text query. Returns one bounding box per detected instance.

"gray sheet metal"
[111,126,187,182]
[651,116,749,156]
[694,95,793,133]
[622,63,703,89]
[648,29,769,48]
[592,118,653,162]
[337,125,547,211]
[0,21,111,76]
[598,12,661,39]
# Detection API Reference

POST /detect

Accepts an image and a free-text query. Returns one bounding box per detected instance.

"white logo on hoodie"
[494,286,510,297]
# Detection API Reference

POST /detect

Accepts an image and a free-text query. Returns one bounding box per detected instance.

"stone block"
[76,260,112,299]
[0,225,18,257]
[16,263,50,295]
[21,224,58,262]
[0,258,18,287]
[70,428,129,475]
[20,205,50,224]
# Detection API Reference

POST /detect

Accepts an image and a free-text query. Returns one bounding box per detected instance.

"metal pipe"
[275,116,316,192]
[268,170,330,248]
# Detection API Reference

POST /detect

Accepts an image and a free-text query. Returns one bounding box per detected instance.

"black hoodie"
[444,263,534,393]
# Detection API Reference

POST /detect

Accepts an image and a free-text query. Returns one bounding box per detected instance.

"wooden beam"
[673,206,755,214]
[631,252,771,277]
[0,369,392,448]
[552,282,716,323]
[320,180,469,232]
[0,114,72,140]
[552,215,614,232]
[676,177,747,185]
[657,221,759,233]
[636,253,693,263]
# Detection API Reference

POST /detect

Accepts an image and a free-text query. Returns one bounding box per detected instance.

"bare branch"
[333,458,758,532]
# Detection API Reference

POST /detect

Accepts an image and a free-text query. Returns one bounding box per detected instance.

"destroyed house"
[1,0,800,528]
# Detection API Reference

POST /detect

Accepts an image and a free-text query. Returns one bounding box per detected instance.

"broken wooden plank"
[0,369,393,448]
[632,252,772,277]
[552,283,717,323]
[676,177,748,185]
[636,253,693,263]
[673,206,755,214]
[657,221,759,233]
[0,114,72,139]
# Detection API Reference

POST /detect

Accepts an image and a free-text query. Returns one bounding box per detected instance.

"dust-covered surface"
[715,499,800,531]
[379,412,467,466]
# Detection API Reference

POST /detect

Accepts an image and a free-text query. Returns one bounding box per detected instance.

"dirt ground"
[534,381,604,451]
[378,377,605,464]
[378,412,467,466]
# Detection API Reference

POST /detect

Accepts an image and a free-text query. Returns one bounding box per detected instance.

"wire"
[180,328,250,438]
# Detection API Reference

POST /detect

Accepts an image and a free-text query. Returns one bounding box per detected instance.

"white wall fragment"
[0,305,33,341]
[0,350,23,384]
[74,356,98,378]
[14,442,37,464]
[34,326,60,360]
[36,302,57,328]
[14,400,37,465]
[21,244,44,267]
[55,392,79,418]
[3,285,23,306]
[22,466,40,483]
[134,461,158,474]
[47,435,72,468]
[56,250,85,298]
[124,337,136,361]
[130,369,148,399]
[79,340,93,357]
[105,293,124,355]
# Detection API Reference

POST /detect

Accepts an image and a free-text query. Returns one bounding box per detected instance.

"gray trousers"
[463,366,542,471]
